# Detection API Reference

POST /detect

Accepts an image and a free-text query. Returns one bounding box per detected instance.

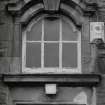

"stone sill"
[3,74,101,87]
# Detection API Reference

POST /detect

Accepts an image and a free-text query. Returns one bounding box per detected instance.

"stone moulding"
[6,0,98,27]
[43,0,60,11]
[3,74,101,87]
[15,102,85,105]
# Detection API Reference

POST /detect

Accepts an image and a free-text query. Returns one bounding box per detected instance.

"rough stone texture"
[81,20,92,73]
[0,0,103,74]
[93,1,105,105]
[97,75,105,105]
[0,0,13,74]
[0,0,105,105]
[0,76,8,105]
[0,1,19,105]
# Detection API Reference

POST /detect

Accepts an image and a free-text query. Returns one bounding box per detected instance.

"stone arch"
[6,0,89,28]
[6,0,98,28]
[20,4,84,29]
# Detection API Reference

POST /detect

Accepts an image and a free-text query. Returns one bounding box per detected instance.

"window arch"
[22,16,81,73]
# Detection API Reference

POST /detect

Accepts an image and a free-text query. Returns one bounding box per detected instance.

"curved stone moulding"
[6,0,98,28]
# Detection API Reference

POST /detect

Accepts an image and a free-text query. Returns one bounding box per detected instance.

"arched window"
[22,16,81,73]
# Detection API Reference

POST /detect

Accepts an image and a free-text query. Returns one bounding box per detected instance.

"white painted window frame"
[22,17,81,74]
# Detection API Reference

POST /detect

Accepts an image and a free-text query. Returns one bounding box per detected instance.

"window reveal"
[22,17,81,73]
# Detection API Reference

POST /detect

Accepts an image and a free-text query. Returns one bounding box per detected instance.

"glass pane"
[62,43,77,68]
[44,19,59,41]
[44,43,59,67]
[27,20,42,41]
[26,43,41,68]
[62,20,78,41]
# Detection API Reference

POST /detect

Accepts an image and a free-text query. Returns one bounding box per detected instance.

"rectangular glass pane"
[26,43,41,68]
[44,43,59,67]
[62,43,77,68]
[44,19,59,41]
[27,20,42,41]
[62,20,78,41]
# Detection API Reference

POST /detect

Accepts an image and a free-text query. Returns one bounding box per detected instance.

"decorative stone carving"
[6,0,99,28]
[43,0,60,11]
[6,0,98,16]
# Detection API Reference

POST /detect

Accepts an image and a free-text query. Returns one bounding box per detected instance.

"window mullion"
[78,31,81,72]
[42,20,44,69]
[59,19,62,71]
[22,31,27,71]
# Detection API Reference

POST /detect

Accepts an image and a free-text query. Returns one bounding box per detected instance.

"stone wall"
[0,0,105,105]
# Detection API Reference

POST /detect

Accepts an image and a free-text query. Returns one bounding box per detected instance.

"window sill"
[22,68,81,74]
[3,74,101,87]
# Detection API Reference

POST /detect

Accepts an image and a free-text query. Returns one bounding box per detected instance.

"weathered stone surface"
[97,75,105,105]
[0,78,8,105]
[0,0,105,105]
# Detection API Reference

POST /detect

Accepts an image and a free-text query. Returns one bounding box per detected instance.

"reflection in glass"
[44,43,59,67]
[62,20,77,41]
[26,43,41,68]
[27,20,42,41]
[44,19,59,41]
[62,43,77,68]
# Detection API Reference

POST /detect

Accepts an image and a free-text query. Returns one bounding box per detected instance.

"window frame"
[16,102,86,105]
[22,17,81,74]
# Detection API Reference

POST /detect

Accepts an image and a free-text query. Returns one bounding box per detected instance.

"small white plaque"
[90,22,104,42]
[45,84,57,94]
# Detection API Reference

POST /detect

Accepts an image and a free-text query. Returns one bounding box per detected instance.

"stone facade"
[0,0,105,105]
